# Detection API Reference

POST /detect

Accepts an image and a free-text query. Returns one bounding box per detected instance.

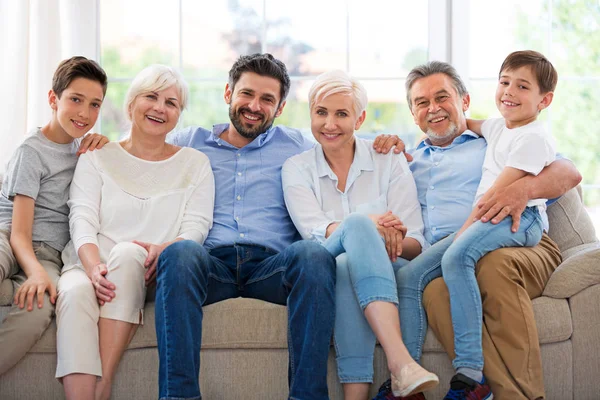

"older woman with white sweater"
[55,65,214,400]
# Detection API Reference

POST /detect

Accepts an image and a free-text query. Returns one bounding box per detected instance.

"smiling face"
[409,73,470,147]
[310,92,365,155]
[225,72,285,142]
[129,85,182,137]
[496,66,553,129]
[50,77,104,141]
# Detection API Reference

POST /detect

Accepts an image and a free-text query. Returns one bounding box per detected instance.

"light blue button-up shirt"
[409,131,487,244]
[170,124,313,252]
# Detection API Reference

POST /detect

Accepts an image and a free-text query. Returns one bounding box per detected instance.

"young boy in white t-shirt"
[0,56,107,375]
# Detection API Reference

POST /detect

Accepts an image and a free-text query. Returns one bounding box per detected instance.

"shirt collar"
[208,123,278,149]
[416,130,480,151]
[315,138,375,178]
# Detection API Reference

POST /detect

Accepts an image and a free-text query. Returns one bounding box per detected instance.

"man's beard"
[425,117,460,146]
[229,105,275,140]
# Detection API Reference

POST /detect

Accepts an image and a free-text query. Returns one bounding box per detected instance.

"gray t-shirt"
[0,128,80,251]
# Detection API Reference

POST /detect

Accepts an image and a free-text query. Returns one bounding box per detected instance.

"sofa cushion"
[543,244,600,299]
[21,293,572,354]
[547,186,598,253]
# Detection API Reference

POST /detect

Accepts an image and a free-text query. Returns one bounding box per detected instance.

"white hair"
[308,70,368,116]
[124,64,189,121]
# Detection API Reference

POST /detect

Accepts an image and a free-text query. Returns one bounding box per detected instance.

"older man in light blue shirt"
[372,61,581,400]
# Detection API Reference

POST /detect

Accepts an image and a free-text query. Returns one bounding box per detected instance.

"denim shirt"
[170,124,313,252]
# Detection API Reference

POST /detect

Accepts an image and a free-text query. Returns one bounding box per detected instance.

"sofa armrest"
[543,244,600,299]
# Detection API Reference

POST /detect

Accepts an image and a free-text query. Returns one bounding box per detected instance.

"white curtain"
[0,0,99,173]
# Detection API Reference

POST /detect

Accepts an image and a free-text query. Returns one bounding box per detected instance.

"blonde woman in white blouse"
[282,70,438,399]
[56,65,214,400]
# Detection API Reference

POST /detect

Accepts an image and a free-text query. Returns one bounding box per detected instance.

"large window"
[99,0,600,230]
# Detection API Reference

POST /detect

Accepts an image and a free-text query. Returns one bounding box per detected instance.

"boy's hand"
[14,270,57,311]
[77,133,109,155]
[91,263,115,305]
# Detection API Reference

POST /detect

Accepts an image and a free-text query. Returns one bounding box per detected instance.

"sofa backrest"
[547,186,599,256]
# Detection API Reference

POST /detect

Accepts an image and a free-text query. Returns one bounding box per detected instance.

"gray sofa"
[0,186,598,400]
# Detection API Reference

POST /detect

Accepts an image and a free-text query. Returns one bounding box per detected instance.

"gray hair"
[308,70,368,116]
[124,64,189,121]
[405,61,468,110]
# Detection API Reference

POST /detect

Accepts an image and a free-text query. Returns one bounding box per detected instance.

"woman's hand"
[13,270,57,311]
[132,241,168,286]
[370,211,408,237]
[376,225,404,262]
[91,263,115,306]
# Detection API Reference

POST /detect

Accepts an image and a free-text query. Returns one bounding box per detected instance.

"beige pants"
[0,229,62,376]
[55,242,149,378]
[423,233,561,400]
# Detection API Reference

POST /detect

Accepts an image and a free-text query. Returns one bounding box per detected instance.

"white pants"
[55,242,148,378]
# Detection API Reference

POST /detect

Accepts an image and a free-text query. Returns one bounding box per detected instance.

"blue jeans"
[325,213,408,382]
[397,207,543,371]
[155,240,336,400]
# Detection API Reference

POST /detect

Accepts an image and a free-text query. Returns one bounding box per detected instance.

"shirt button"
[237,153,241,157]
[434,162,439,166]
[429,185,434,190]
[235,216,240,221]
[239,233,245,238]
[236,195,241,200]
[237,172,242,176]
[431,206,436,210]
[432,227,437,231]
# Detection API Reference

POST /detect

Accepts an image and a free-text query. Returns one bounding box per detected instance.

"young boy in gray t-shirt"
[0,56,107,375]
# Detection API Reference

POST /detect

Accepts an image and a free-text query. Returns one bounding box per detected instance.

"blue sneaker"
[372,378,426,400]
[443,373,493,400]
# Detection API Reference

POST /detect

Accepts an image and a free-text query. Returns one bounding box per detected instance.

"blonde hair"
[308,70,368,116]
[124,65,189,121]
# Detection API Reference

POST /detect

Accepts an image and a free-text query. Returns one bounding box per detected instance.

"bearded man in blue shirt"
[372,61,581,400]
[153,54,337,400]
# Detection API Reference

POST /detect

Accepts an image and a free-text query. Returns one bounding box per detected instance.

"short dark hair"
[405,61,468,110]
[228,53,291,104]
[52,56,108,98]
[499,50,557,94]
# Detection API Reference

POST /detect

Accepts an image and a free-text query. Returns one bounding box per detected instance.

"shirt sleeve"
[480,118,502,141]
[386,153,428,250]
[176,153,215,243]
[506,130,556,176]
[281,157,339,244]
[2,145,44,200]
[68,152,102,253]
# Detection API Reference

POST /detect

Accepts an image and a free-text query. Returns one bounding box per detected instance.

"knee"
[289,241,336,284]
[18,293,55,328]
[342,213,373,231]
[106,242,147,284]
[57,275,96,315]
[157,240,210,282]
[476,248,521,297]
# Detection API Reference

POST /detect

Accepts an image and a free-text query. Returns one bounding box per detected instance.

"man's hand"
[474,181,528,232]
[77,133,109,155]
[133,241,168,286]
[370,211,408,237]
[91,263,115,305]
[372,134,413,161]
[13,270,57,311]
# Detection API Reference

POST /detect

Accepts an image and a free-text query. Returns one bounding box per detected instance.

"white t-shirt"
[282,138,426,249]
[62,142,214,267]
[475,118,555,212]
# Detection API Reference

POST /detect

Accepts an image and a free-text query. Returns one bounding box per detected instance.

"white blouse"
[63,142,214,265]
[282,138,426,249]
